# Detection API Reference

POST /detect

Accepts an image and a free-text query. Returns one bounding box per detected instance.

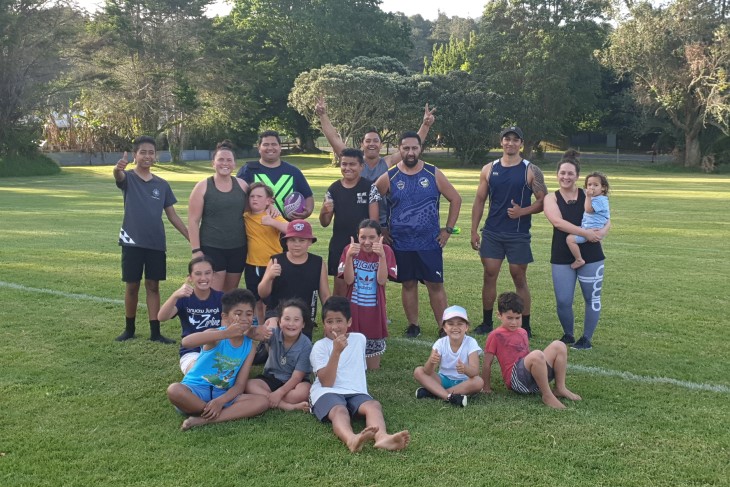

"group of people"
[111,107,610,449]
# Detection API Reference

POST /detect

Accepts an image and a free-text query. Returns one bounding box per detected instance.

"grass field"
[1,154,728,486]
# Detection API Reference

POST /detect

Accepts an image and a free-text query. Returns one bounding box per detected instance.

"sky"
[76,1,487,20]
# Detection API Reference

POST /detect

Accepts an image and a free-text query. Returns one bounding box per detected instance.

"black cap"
[499,126,524,140]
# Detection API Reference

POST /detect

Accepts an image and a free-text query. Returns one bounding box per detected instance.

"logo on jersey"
[396,180,406,190]
[357,192,367,204]
[152,188,161,199]
[419,177,430,188]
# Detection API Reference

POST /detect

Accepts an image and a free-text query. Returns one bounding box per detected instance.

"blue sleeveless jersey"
[484,159,533,234]
[387,163,441,251]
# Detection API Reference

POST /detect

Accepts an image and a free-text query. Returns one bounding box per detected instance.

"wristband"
[192,248,202,254]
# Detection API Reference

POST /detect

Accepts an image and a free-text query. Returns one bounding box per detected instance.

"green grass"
[1,155,729,486]
[0,152,61,177]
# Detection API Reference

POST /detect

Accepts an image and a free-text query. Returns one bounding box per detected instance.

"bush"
[0,153,61,177]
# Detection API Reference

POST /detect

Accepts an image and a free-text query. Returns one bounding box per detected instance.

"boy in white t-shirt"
[413,305,484,407]
[309,296,410,453]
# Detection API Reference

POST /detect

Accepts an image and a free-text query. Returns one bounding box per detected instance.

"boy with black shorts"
[309,296,410,453]
[481,292,582,409]
[113,136,188,343]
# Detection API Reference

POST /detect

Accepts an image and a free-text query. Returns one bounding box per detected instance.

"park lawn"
[0,155,728,486]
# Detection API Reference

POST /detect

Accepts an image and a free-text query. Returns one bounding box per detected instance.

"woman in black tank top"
[543,150,609,350]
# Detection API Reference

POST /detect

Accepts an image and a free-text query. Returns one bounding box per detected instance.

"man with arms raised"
[470,127,547,337]
[371,132,461,338]
[315,99,436,233]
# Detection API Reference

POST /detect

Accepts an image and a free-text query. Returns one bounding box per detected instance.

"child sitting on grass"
[158,256,223,374]
[413,305,484,407]
[245,299,312,412]
[309,296,410,453]
[166,289,268,430]
[481,292,582,409]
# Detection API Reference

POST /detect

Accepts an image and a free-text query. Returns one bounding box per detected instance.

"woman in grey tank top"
[188,141,249,292]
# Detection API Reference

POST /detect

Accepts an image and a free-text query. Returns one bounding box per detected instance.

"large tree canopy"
[469,0,610,156]
[605,0,730,166]
[0,1,78,155]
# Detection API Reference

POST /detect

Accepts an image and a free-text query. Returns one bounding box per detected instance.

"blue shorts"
[480,231,533,264]
[201,245,246,273]
[572,234,587,244]
[394,249,443,283]
[311,393,374,422]
[439,373,465,389]
[182,383,235,408]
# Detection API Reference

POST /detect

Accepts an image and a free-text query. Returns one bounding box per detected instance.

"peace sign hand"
[315,96,327,116]
[423,103,436,126]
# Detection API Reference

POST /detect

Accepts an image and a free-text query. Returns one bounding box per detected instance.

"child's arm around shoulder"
[181,323,245,350]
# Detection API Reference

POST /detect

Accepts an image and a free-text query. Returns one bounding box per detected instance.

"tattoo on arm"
[530,165,547,196]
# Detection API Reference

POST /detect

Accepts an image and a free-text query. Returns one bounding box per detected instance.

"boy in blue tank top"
[470,127,548,338]
[166,289,268,430]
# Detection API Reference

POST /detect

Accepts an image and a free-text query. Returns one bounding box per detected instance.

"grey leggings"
[551,261,604,340]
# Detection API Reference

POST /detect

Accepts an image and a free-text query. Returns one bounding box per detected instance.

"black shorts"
[121,246,166,282]
[256,373,310,392]
[200,245,246,273]
[244,264,266,301]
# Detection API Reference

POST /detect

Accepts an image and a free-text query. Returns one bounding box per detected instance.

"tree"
[0,1,79,155]
[469,0,610,156]
[605,0,730,166]
[226,0,413,151]
[288,64,406,148]
[424,33,474,75]
[76,0,212,160]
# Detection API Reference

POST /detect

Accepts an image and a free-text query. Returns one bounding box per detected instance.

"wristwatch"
[444,226,454,234]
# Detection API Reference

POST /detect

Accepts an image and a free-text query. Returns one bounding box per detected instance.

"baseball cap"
[283,219,317,243]
[442,305,469,324]
[500,126,524,140]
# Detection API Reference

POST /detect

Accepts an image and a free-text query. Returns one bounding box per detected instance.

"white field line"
[0,280,134,307]
[390,337,730,394]
[1,281,727,394]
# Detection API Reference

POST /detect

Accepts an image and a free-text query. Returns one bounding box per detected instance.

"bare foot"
[346,425,378,453]
[279,401,310,412]
[181,416,207,431]
[374,430,411,451]
[554,388,582,401]
[570,259,585,269]
[542,394,566,409]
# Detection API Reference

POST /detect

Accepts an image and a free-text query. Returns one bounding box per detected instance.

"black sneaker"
[559,334,575,345]
[571,336,593,350]
[473,323,492,335]
[447,393,467,407]
[415,387,436,400]
[404,324,421,338]
[115,330,135,341]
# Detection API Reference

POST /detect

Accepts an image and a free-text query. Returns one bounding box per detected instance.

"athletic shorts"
[480,231,533,264]
[201,245,246,273]
[439,373,465,389]
[509,357,554,394]
[182,383,235,408]
[572,234,587,244]
[244,264,267,301]
[255,373,310,392]
[121,246,166,282]
[311,393,374,422]
[179,351,200,374]
[328,248,344,277]
[394,249,443,283]
[365,338,386,358]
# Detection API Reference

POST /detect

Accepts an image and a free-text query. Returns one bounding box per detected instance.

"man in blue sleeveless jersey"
[371,132,462,338]
[470,127,547,338]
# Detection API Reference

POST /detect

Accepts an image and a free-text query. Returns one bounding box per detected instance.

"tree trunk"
[684,133,701,167]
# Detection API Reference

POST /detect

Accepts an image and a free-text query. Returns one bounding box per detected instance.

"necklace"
[280,339,295,366]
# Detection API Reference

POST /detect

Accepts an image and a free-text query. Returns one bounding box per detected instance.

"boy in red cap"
[258,220,331,339]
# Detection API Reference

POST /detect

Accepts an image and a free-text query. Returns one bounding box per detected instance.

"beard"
[403,154,419,167]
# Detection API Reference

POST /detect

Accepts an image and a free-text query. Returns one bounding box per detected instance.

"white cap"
[442,305,469,324]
